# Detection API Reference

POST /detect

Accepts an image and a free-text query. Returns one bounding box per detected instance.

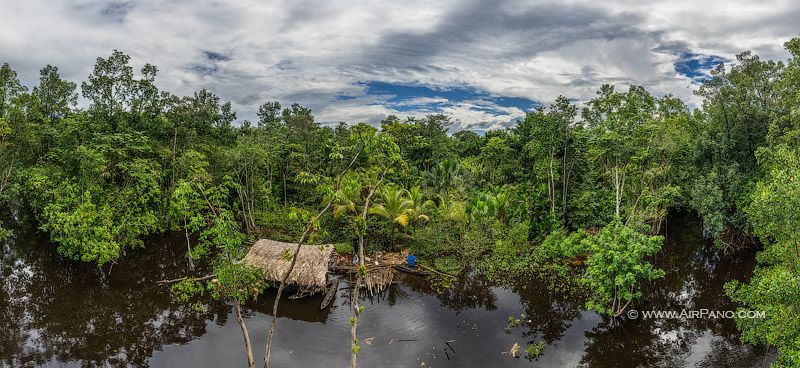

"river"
[0,215,775,367]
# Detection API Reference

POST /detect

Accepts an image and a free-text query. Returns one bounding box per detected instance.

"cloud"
[0,0,797,130]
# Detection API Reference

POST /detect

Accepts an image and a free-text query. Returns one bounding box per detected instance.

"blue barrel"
[407,255,416,267]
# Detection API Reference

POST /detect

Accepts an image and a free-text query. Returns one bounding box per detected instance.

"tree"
[169,176,267,368]
[257,101,281,128]
[519,96,576,219]
[691,50,783,248]
[81,50,135,130]
[583,85,658,219]
[406,186,433,232]
[170,150,213,271]
[725,147,800,366]
[0,63,26,118]
[369,185,413,248]
[31,65,77,121]
[263,136,365,368]
[582,220,664,317]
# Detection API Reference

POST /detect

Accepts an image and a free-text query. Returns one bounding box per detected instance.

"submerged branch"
[156,274,216,285]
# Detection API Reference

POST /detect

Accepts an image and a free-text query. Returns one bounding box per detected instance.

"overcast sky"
[1,0,798,131]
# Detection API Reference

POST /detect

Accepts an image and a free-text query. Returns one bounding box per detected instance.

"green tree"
[724,145,800,367]
[370,185,413,247]
[582,220,664,316]
[81,50,135,131]
[31,65,77,121]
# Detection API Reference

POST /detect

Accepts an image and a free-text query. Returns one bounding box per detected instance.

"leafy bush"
[581,219,664,316]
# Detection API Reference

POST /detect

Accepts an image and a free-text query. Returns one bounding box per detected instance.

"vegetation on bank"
[1,38,800,365]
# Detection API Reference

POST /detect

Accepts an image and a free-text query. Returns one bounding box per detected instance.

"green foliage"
[746,146,800,265]
[209,264,267,302]
[725,268,800,367]
[504,314,524,333]
[581,220,664,316]
[370,185,413,228]
[724,144,800,366]
[525,341,547,361]
[2,40,800,362]
[0,226,12,241]
[432,257,463,275]
[333,242,352,255]
[170,279,206,312]
[41,186,120,266]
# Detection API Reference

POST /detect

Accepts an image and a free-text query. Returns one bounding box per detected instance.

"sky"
[1,0,798,131]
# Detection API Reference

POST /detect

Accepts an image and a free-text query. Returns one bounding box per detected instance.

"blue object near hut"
[407,254,416,267]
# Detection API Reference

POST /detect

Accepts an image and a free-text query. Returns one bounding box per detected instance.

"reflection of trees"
[434,273,498,312]
[509,274,583,343]
[334,271,499,313]
[1,226,223,367]
[696,336,775,368]
[399,272,499,312]
[580,215,769,367]
[579,318,692,368]
[249,286,334,323]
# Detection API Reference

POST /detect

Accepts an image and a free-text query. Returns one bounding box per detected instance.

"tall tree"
[81,50,135,131]
[31,65,77,121]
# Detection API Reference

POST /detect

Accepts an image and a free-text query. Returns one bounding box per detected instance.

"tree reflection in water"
[0,215,777,368]
[0,223,224,367]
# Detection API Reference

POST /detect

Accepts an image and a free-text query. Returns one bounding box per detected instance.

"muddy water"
[1,216,775,367]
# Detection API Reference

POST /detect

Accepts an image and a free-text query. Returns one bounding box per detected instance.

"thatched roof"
[242,239,334,289]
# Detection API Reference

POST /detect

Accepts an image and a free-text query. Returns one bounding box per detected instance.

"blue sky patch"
[204,51,232,62]
[357,81,540,115]
[674,52,727,83]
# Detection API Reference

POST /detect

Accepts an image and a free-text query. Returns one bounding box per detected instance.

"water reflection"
[575,215,774,368]
[0,215,776,367]
[1,223,223,367]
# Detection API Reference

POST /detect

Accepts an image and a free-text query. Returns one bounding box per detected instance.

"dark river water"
[1,215,775,367]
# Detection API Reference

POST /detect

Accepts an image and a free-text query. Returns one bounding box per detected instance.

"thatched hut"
[242,239,335,291]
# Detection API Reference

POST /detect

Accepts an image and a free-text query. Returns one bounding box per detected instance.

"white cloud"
[0,0,796,129]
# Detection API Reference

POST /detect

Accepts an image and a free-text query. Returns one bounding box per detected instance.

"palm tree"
[370,185,413,248]
[406,186,434,233]
[429,159,464,194]
[489,185,512,223]
[467,185,512,223]
[436,194,467,224]
[333,180,363,219]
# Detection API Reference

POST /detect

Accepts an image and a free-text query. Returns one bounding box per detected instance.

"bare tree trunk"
[184,218,194,271]
[350,281,361,368]
[263,147,364,368]
[548,147,556,215]
[282,164,288,208]
[235,301,256,368]
[614,164,620,218]
[349,168,385,368]
[170,127,178,189]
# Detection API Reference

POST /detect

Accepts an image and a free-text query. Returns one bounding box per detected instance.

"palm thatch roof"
[242,239,334,290]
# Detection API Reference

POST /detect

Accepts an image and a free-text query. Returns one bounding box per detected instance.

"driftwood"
[156,274,216,285]
[419,264,457,278]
